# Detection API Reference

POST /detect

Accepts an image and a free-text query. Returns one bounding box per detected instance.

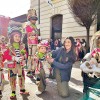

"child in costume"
[0,40,5,97]
[26,8,39,77]
[33,40,51,95]
[0,52,4,97]
[80,31,100,99]
[3,22,29,99]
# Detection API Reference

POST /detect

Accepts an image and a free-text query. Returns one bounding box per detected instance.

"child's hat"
[37,40,49,48]
[27,8,38,21]
[8,21,23,37]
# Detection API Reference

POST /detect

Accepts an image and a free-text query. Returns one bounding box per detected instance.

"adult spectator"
[47,37,77,98]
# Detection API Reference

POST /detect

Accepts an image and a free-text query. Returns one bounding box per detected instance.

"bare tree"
[68,0,100,52]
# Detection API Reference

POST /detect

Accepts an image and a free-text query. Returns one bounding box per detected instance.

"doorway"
[51,14,63,41]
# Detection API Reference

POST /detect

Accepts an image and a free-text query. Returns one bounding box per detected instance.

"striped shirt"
[15,49,20,57]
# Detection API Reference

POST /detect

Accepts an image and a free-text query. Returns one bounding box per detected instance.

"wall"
[30,0,96,41]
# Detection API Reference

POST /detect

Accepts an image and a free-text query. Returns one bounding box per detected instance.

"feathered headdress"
[27,8,38,21]
[8,21,23,37]
[37,40,49,49]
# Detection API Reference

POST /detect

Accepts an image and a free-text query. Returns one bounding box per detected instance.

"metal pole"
[38,0,40,36]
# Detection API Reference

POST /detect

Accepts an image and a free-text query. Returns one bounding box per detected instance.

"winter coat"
[51,47,76,82]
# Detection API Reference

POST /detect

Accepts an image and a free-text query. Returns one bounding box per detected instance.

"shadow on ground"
[73,61,81,69]
[37,84,83,100]
[1,70,83,100]
[70,77,83,86]
[1,81,83,100]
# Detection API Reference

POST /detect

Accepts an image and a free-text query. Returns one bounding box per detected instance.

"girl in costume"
[33,40,51,95]
[3,22,29,99]
[26,8,39,77]
[80,31,100,99]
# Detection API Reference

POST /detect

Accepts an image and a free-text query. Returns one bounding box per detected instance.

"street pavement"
[0,61,84,100]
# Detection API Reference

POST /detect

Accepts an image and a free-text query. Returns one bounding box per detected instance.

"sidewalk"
[0,61,83,100]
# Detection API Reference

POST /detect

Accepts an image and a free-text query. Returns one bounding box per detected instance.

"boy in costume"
[26,8,39,77]
[3,22,29,99]
[33,40,51,95]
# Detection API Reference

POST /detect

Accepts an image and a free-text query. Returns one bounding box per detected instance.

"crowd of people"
[75,38,87,61]
[49,37,87,61]
[0,8,100,100]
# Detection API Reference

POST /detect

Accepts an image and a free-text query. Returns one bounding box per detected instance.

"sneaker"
[20,90,29,95]
[26,73,33,78]
[35,90,42,95]
[10,93,16,99]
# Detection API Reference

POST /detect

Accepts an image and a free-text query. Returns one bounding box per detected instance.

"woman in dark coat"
[47,37,77,98]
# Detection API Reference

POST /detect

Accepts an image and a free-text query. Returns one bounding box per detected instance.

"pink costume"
[91,48,100,57]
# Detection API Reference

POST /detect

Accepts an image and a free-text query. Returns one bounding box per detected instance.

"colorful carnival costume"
[33,40,51,95]
[26,8,39,77]
[3,22,29,99]
[0,37,8,97]
[80,31,100,100]
[0,51,5,97]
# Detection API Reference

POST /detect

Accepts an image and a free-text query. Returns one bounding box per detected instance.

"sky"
[0,0,30,18]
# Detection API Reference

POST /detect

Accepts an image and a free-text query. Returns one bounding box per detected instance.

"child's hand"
[46,55,50,59]
[21,55,25,60]
[46,52,52,59]
[47,58,54,64]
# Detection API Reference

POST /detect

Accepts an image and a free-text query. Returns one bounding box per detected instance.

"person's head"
[29,17,37,24]
[8,23,22,44]
[38,46,47,54]
[58,39,61,41]
[63,37,75,51]
[27,8,38,24]
[76,38,80,42]
[37,40,49,53]
[82,39,86,42]
[90,31,100,52]
[9,30,22,43]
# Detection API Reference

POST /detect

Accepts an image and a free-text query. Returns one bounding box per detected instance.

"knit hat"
[27,8,38,21]
[37,40,49,49]
[8,21,23,38]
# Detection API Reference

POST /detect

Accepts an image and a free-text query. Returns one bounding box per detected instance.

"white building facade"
[30,0,96,41]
